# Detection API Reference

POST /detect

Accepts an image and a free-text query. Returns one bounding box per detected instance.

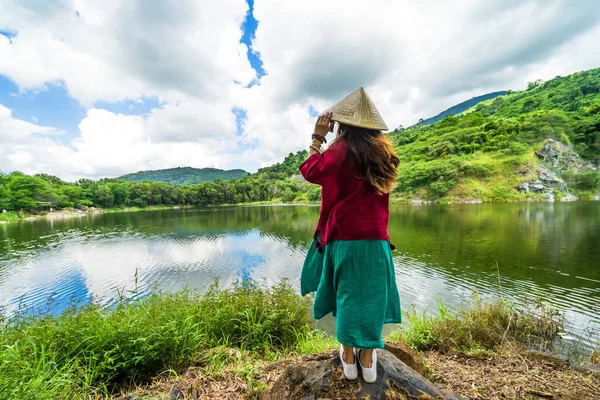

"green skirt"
[301,239,402,349]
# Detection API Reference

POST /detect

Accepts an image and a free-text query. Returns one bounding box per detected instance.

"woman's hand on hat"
[314,112,334,138]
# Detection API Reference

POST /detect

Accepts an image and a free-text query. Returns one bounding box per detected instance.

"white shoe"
[358,349,377,383]
[339,344,358,380]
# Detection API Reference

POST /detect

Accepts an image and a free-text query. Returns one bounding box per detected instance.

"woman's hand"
[314,112,334,138]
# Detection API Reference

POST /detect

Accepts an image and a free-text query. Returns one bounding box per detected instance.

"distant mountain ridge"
[117,167,248,185]
[418,91,508,126]
[3,68,599,215]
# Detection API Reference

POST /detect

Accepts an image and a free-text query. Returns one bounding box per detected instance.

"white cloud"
[222,0,600,168]
[0,103,60,141]
[0,0,255,104]
[1,0,600,177]
[0,231,297,312]
[0,103,237,180]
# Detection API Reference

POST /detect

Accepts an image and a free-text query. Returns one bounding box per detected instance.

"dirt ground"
[119,350,600,400]
[423,350,600,400]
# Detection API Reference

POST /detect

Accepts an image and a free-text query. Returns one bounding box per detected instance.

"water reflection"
[0,203,598,347]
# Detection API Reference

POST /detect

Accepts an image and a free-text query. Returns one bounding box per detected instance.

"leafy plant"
[0,280,314,399]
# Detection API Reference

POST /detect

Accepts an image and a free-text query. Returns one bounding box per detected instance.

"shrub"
[428,179,456,198]
[293,194,309,203]
[489,185,514,202]
[557,131,571,145]
[460,162,495,178]
[306,187,321,202]
[501,142,528,156]
[281,188,296,203]
[584,103,600,115]
[571,172,600,191]
[390,297,562,355]
[0,280,313,399]
[397,159,460,193]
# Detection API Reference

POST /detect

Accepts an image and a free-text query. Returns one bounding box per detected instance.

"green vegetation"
[0,280,329,399]
[389,67,600,201]
[117,167,248,185]
[0,151,317,218]
[2,68,599,216]
[416,90,507,126]
[389,297,561,357]
[1,277,594,399]
[0,211,22,223]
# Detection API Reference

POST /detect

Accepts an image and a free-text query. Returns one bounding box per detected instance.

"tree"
[108,182,130,207]
[95,185,114,208]
[60,185,83,207]
[492,97,504,113]
[35,173,65,185]
[527,79,544,90]
[7,173,50,211]
[0,174,10,210]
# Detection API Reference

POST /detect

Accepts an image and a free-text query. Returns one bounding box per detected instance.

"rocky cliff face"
[535,139,597,173]
[517,139,598,201]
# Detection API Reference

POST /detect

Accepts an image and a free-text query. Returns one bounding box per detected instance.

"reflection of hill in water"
[388,203,600,288]
[0,205,320,257]
[1,204,598,346]
[101,205,319,246]
[386,202,600,347]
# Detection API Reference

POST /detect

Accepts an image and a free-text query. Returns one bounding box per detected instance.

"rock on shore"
[260,349,462,400]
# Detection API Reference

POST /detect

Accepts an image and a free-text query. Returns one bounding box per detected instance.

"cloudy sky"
[0,0,599,181]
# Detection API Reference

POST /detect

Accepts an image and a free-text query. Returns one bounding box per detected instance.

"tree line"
[0,151,320,212]
[2,68,599,212]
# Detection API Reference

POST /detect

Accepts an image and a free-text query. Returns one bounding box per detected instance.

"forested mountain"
[1,68,599,217]
[256,151,309,178]
[417,90,507,126]
[117,167,248,185]
[389,68,600,201]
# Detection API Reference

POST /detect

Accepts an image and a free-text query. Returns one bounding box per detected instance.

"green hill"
[2,68,599,218]
[389,67,600,201]
[256,151,309,178]
[418,91,507,126]
[117,167,248,185]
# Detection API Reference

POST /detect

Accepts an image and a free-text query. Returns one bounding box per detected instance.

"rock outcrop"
[534,139,598,173]
[516,139,598,201]
[516,167,567,201]
[261,349,462,400]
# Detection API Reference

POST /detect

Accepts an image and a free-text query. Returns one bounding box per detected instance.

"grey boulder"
[261,349,463,400]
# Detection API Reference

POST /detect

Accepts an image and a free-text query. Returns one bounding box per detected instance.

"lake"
[1,203,599,348]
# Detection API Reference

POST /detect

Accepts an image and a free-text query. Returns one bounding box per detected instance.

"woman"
[299,87,402,384]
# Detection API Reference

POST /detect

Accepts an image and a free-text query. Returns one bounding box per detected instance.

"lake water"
[1,203,599,348]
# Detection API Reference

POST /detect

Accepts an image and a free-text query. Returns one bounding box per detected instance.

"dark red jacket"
[299,140,393,251]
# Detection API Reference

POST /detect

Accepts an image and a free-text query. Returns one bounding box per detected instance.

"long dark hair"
[336,123,400,194]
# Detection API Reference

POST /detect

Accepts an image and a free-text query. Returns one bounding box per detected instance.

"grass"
[101,205,190,214]
[0,280,323,400]
[1,278,596,399]
[0,211,24,223]
[388,296,563,357]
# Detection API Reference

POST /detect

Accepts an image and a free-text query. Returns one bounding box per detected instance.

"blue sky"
[241,0,266,83]
[0,1,263,150]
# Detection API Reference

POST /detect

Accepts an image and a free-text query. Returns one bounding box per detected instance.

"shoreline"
[2,196,599,225]
[2,283,597,399]
[0,205,191,224]
[122,346,600,400]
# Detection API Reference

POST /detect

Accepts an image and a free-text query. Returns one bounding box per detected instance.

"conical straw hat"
[321,87,388,131]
